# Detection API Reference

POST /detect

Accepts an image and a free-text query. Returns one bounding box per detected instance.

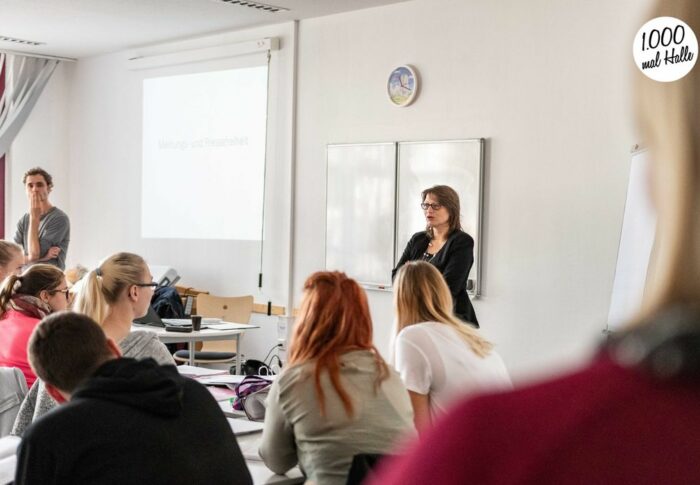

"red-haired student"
[259,271,415,485]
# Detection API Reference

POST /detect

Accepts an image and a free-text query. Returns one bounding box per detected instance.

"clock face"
[388,65,418,106]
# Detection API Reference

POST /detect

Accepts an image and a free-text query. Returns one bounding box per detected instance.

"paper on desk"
[207,386,238,401]
[199,374,276,386]
[228,418,265,436]
[176,365,229,378]
[0,436,20,460]
[207,322,252,330]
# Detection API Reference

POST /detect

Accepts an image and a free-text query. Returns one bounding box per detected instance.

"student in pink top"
[0,264,69,387]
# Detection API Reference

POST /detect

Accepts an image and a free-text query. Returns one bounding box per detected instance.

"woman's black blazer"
[392,230,478,327]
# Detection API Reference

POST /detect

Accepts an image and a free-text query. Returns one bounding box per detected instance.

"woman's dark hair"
[0,264,65,313]
[422,185,462,237]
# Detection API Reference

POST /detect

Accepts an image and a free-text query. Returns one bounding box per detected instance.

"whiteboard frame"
[395,139,485,297]
[325,142,397,290]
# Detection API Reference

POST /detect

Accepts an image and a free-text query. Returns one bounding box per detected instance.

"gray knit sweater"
[11,330,175,436]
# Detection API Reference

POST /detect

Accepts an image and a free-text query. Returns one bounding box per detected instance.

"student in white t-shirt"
[393,261,512,430]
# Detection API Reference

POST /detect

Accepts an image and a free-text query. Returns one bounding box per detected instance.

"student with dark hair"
[392,185,479,326]
[14,311,252,485]
[259,271,415,485]
[14,167,70,270]
[0,264,68,387]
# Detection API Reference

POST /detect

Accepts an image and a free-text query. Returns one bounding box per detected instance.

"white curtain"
[0,53,59,156]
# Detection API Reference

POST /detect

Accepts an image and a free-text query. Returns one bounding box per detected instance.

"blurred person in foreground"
[371,1,700,484]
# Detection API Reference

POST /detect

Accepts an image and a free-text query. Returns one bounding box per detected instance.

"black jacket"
[393,230,479,327]
[15,358,252,485]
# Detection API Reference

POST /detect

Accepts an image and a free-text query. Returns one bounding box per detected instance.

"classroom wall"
[8,62,71,238]
[9,0,656,377]
[8,24,297,362]
[293,0,653,379]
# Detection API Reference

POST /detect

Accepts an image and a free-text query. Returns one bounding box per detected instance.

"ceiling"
[0,0,410,59]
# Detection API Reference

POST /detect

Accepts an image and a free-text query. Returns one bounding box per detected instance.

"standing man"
[14,167,69,270]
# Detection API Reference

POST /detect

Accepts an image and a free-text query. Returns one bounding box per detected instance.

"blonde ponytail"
[73,252,147,326]
[73,270,109,325]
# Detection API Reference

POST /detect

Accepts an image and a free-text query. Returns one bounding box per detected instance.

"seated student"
[12,252,174,436]
[0,264,69,387]
[393,261,511,430]
[14,311,252,485]
[0,241,25,281]
[259,271,415,485]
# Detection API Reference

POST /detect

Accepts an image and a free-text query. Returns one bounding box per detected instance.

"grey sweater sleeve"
[11,380,57,437]
[258,378,297,474]
[141,338,176,366]
[119,331,175,365]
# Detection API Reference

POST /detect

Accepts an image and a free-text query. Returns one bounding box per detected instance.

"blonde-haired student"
[393,261,510,429]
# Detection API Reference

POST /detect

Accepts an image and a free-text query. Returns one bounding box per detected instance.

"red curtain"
[0,57,5,238]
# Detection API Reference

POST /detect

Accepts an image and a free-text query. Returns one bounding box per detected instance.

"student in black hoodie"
[15,311,252,485]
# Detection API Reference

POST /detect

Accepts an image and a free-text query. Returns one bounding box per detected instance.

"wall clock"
[387,65,418,107]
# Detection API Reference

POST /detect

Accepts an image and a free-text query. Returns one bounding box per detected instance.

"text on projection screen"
[142,66,268,240]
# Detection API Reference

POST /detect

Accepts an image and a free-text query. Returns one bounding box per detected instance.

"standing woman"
[0,242,24,281]
[0,264,69,387]
[260,271,415,485]
[12,252,174,436]
[393,261,511,430]
[392,185,479,327]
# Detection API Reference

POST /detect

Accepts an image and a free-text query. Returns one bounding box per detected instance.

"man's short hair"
[28,312,114,393]
[22,167,53,188]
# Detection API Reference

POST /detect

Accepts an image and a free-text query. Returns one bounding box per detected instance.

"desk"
[133,323,260,374]
[235,427,304,485]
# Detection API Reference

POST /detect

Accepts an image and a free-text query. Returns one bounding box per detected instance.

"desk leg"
[189,340,195,367]
[235,334,241,375]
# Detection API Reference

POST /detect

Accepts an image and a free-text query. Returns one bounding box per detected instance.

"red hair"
[288,271,388,417]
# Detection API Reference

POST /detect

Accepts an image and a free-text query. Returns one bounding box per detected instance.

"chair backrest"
[0,367,28,438]
[196,294,254,323]
[196,295,254,353]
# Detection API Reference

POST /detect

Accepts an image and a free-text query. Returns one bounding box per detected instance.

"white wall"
[293,0,653,380]
[8,62,71,240]
[10,0,657,375]
[9,24,296,362]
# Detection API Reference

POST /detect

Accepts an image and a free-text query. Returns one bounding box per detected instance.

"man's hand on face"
[29,192,43,219]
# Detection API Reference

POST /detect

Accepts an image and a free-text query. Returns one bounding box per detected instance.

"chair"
[173,294,253,366]
[345,453,387,485]
[0,368,28,438]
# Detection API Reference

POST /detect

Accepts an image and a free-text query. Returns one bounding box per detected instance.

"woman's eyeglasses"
[135,282,159,288]
[421,202,443,211]
[49,289,70,301]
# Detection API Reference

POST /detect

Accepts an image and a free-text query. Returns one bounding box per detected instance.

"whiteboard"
[607,149,656,330]
[396,140,484,296]
[325,143,396,288]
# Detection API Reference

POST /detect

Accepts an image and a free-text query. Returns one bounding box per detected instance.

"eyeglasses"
[49,288,70,301]
[421,202,443,211]
[134,282,159,288]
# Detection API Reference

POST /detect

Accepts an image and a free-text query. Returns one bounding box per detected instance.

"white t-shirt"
[394,322,512,417]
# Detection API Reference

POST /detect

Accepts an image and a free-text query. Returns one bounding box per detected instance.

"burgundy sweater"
[371,354,700,484]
